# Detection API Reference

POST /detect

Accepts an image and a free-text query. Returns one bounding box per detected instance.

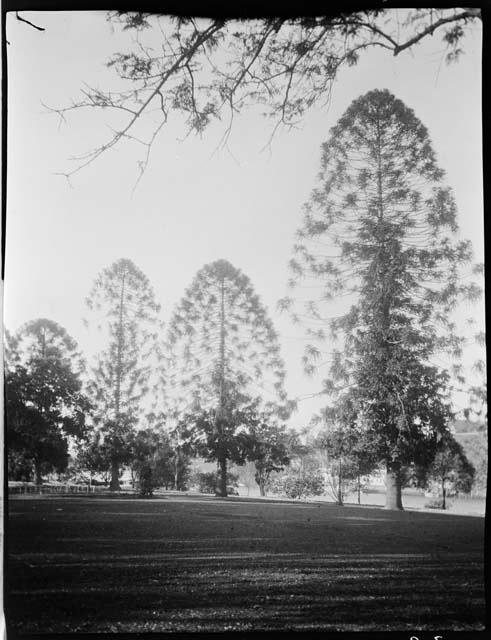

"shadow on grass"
[7,549,485,632]
[6,496,485,633]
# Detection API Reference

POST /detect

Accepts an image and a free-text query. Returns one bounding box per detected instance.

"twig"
[392,9,480,56]
[16,12,45,31]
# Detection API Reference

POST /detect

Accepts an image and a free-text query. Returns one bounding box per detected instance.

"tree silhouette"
[282,89,478,509]
[50,9,481,179]
[5,319,90,484]
[166,259,292,495]
[85,258,163,490]
[316,391,379,506]
[426,434,475,509]
[245,419,290,497]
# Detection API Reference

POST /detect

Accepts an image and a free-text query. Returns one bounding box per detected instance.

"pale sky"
[4,11,485,427]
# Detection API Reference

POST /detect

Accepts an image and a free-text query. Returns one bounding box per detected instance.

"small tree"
[233,461,258,497]
[427,435,475,509]
[193,470,239,494]
[458,431,487,496]
[166,419,195,491]
[131,428,161,497]
[269,464,325,500]
[245,419,290,496]
[318,429,378,506]
[76,430,113,484]
[5,319,90,484]
[317,392,380,505]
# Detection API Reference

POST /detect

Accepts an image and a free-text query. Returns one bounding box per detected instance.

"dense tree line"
[5,258,293,497]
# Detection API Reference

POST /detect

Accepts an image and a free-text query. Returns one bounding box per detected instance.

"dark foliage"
[283,90,476,509]
[52,10,480,179]
[85,258,162,490]
[5,320,90,483]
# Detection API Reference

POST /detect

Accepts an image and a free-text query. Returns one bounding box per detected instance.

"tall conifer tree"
[166,259,291,496]
[283,89,478,509]
[85,258,163,490]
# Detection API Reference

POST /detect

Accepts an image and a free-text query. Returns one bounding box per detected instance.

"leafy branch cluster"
[49,9,480,181]
[281,90,480,393]
[165,259,291,419]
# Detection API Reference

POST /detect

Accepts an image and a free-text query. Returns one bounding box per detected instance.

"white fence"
[8,483,106,495]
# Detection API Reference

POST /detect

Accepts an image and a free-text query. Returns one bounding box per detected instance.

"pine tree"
[166,259,292,496]
[283,89,478,509]
[85,258,163,490]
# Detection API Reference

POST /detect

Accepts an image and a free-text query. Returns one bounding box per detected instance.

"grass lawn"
[6,494,485,633]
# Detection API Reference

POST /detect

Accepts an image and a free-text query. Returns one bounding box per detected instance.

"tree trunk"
[385,462,403,510]
[112,272,126,491]
[442,478,446,510]
[357,475,361,505]
[256,468,266,496]
[259,479,265,497]
[115,272,126,418]
[214,276,228,499]
[337,460,343,506]
[34,461,43,486]
[110,460,120,491]
[216,457,228,497]
[174,449,180,490]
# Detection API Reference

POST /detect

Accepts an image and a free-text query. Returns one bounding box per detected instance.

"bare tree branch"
[51,9,480,183]
[53,19,224,179]
[392,9,481,56]
[16,12,45,32]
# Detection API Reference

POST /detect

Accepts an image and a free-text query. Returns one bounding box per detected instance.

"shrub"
[269,468,325,499]
[194,470,239,494]
[425,497,451,510]
[137,464,155,497]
